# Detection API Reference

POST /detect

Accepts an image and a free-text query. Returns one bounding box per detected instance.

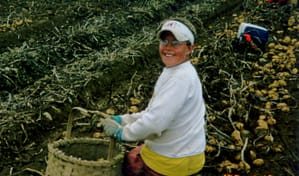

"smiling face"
[159,31,194,67]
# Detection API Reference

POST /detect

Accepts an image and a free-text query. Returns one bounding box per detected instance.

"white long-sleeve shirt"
[120,61,206,158]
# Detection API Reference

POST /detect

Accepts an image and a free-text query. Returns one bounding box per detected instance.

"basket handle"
[65,107,110,139]
[65,108,75,139]
[65,107,115,161]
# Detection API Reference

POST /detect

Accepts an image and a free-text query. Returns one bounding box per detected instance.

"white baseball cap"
[158,20,195,44]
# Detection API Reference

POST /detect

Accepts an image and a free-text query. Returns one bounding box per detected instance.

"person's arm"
[119,111,146,125]
[121,77,189,141]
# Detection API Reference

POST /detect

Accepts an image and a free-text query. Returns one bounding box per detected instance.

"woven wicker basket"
[45,108,125,176]
[45,138,124,176]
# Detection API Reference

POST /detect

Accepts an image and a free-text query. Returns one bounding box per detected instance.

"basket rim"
[48,137,125,167]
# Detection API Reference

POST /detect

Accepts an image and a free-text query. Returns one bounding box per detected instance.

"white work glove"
[101,118,123,141]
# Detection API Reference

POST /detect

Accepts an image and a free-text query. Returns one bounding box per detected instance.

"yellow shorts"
[140,144,205,176]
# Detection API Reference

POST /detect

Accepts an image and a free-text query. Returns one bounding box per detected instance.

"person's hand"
[101,118,123,141]
[111,115,122,125]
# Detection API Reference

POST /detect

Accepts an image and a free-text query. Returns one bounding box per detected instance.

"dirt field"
[0,0,298,175]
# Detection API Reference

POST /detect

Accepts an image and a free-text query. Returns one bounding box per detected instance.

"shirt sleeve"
[121,76,190,141]
[120,111,145,125]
